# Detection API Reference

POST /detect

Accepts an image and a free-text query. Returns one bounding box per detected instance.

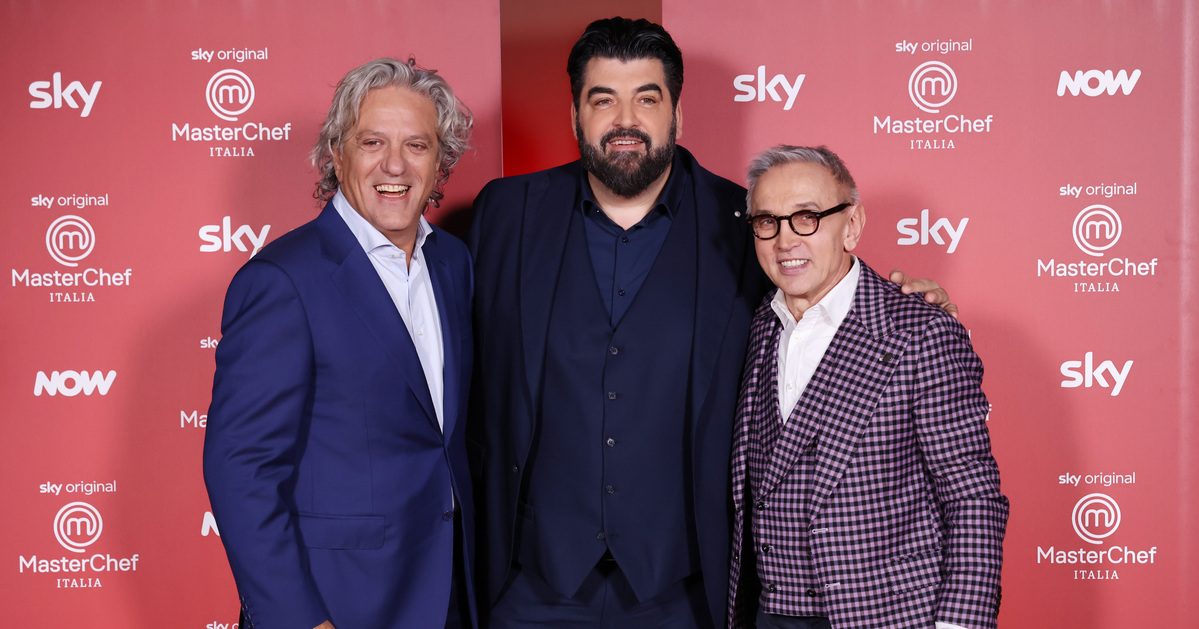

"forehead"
[582,57,669,93]
[751,161,841,209]
[355,85,438,131]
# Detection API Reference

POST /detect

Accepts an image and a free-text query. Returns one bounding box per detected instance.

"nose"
[381,143,408,176]
[774,223,803,251]
[614,100,638,130]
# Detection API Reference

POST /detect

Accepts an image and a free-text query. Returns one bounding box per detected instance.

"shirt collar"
[577,149,689,219]
[770,256,861,328]
[332,189,432,257]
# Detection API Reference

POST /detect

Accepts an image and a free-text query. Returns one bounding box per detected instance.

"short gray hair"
[311,57,473,206]
[746,145,860,209]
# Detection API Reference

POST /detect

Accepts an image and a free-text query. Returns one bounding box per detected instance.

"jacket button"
[761,544,772,554]
[511,464,519,473]
[755,500,767,511]
[606,484,616,495]
[766,583,777,593]
[607,391,617,400]
[806,588,818,597]
[608,346,619,355]
[606,437,616,447]
[596,531,607,541]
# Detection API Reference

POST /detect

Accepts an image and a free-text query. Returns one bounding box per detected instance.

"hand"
[889,269,958,319]
[314,622,335,629]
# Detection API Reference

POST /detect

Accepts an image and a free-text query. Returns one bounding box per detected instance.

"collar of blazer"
[753,262,910,518]
[313,202,449,434]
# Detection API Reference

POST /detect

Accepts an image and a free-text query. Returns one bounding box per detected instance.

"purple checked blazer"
[727,262,1007,629]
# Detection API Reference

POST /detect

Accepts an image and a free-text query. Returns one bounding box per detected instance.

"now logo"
[1057,69,1141,97]
[34,370,117,397]
[1059,353,1132,397]
[896,209,969,254]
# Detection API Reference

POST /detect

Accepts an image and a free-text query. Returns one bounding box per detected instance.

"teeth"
[374,184,410,194]
[611,139,640,145]
[780,259,808,268]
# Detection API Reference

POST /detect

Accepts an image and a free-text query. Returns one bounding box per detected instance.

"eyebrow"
[585,83,664,100]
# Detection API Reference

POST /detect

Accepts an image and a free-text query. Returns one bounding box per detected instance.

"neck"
[785,255,853,320]
[387,229,418,268]
[587,164,672,230]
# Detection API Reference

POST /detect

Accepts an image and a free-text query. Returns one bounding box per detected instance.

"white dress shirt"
[772,257,860,421]
[333,191,446,430]
[770,257,969,629]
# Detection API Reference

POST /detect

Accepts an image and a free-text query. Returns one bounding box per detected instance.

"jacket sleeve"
[911,314,1008,629]
[202,260,330,629]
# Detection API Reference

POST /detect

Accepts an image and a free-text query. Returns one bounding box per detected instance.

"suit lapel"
[806,266,909,521]
[317,204,440,432]
[425,233,461,437]
[756,265,910,519]
[518,168,576,417]
[687,155,749,429]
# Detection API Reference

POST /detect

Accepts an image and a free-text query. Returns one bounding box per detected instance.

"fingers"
[922,289,960,319]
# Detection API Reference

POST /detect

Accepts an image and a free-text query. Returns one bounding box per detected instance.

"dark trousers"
[755,609,832,629]
[490,557,712,629]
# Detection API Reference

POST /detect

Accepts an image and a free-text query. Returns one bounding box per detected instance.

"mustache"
[599,128,652,147]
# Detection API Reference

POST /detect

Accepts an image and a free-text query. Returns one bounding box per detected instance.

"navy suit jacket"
[204,202,475,629]
[468,147,771,625]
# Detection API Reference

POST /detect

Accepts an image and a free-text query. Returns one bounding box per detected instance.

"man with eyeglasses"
[726,145,1007,629]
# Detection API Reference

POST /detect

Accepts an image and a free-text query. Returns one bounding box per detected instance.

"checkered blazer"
[727,262,1008,629]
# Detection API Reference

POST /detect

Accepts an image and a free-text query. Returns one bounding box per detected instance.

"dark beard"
[577,119,676,198]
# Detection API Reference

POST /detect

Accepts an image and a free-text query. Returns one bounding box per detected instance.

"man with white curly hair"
[204,57,477,629]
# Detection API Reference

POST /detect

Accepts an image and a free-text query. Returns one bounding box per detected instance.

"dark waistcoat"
[517,200,699,602]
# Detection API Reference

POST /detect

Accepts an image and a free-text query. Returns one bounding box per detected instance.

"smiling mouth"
[374,183,411,197]
[606,138,645,152]
[780,259,810,269]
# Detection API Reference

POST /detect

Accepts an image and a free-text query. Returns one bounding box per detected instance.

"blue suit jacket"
[204,202,475,629]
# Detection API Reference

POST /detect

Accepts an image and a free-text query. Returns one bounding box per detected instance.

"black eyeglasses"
[747,202,853,239]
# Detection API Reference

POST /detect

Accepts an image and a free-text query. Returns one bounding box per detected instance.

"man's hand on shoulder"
[889,269,959,319]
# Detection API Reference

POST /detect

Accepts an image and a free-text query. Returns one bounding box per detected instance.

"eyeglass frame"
[746,201,854,240]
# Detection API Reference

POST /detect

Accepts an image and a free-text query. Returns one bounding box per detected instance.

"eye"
[360,138,384,151]
[638,95,659,105]
[407,141,430,153]
[592,97,614,108]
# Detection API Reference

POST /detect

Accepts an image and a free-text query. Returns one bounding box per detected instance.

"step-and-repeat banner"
[1,0,1193,626]
[663,1,1195,626]
[0,1,500,626]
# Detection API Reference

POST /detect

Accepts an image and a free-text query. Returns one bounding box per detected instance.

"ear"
[570,103,579,140]
[844,203,866,252]
[674,98,683,141]
[330,142,345,180]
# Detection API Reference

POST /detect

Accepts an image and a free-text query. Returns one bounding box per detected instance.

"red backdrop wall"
[2,0,1195,626]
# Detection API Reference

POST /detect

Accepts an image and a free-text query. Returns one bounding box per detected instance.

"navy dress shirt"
[580,155,690,325]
